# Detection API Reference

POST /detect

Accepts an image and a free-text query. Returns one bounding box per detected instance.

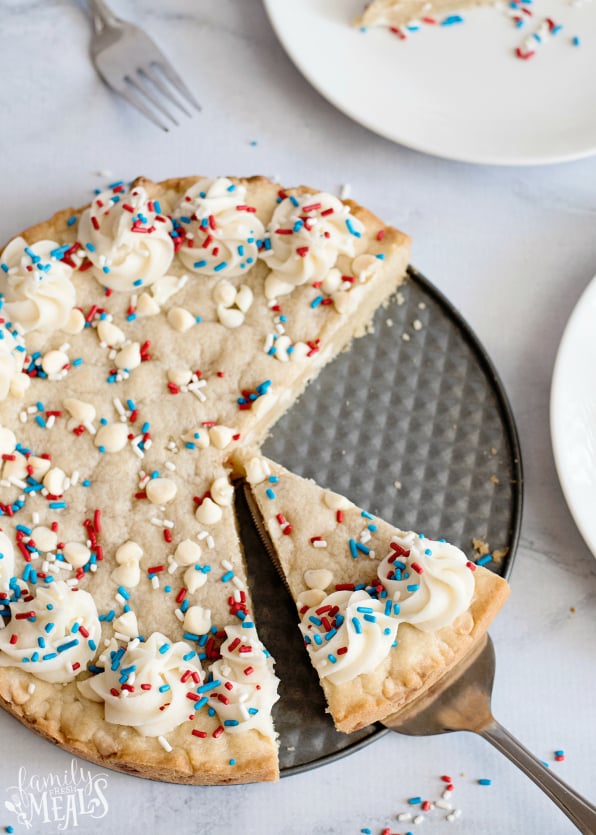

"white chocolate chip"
[43,467,67,495]
[244,456,272,485]
[332,291,356,315]
[136,292,160,317]
[114,610,139,639]
[167,368,192,386]
[62,541,91,568]
[210,477,234,507]
[273,335,292,363]
[217,305,244,329]
[195,497,222,525]
[31,526,58,552]
[115,342,141,370]
[304,569,333,590]
[167,307,196,333]
[63,308,86,334]
[250,392,276,422]
[184,565,208,593]
[297,589,327,608]
[235,284,254,313]
[41,350,68,375]
[95,422,129,453]
[289,341,310,362]
[0,426,17,457]
[97,320,126,346]
[2,453,27,481]
[184,605,212,635]
[63,398,96,426]
[264,273,294,300]
[111,561,140,588]
[352,253,379,282]
[10,373,30,397]
[145,477,177,505]
[115,541,143,565]
[213,280,237,308]
[28,455,51,480]
[208,425,234,450]
[175,539,202,566]
[323,490,354,511]
[321,267,342,295]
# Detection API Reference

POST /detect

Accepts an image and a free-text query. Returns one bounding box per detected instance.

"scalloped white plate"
[551,274,596,557]
[263,0,596,165]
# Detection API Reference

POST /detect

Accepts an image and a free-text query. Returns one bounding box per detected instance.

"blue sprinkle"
[266,488,275,500]
[478,778,493,786]
[476,554,492,566]
[572,35,580,45]
[441,13,464,24]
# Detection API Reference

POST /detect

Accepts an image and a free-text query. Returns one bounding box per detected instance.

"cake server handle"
[479,719,596,834]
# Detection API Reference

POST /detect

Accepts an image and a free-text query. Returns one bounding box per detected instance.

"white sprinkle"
[113,398,126,416]
[114,631,132,643]
[151,517,164,527]
[197,531,209,541]
[360,529,371,544]
[446,810,462,823]
[232,576,245,589]
[32,512,40,525]
[222,560,233,571]
[151,575,160,589]
[165,461,176,472]
[442,790,452,799]
[313,539,328,548]
[158,736,172,753]
[174,609,184,622]
[340,183,351,200]
[206,535,215,549]
[397,813,412,822]
[435,800,452,811]
[115,593,126,605]
[27,405,37,414]
[413,814,424,824]
[71,470,80,485]
[264,333,274,353]
[46,415,56,429]
[162,519,174,529]
[9,477,27,489]
[27,682,36,695]
[19,412,27,423]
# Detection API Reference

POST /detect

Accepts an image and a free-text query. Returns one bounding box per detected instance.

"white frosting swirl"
[78,185,174,292]
[0,581,101,683]
[0,320,27,400]
[0,531,15,595]
[78,632,204,737]
[377,531,475,633]
[300,589,398,686]
[173,177,264,277]
[259,192,365,297]
[300,531,475,684]
[0,236,76,334]
[208,624,279,736]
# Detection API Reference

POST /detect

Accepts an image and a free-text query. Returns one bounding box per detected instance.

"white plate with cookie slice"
[263,0,596,165]
[551,273,596,558]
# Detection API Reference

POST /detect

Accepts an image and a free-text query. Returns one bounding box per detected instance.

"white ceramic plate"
[551,274,596,557]
[263,0,596,165]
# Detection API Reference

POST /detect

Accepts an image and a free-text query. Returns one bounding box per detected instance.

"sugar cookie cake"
[237,452,509,733]
[0,175,410,784]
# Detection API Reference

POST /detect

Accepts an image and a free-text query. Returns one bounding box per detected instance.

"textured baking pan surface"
[240,265,523,776]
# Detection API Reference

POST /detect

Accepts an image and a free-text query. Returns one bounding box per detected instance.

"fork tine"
[126,73,179,127]
[118,82,170,132]
[140,66,191,118]
[152,60,202,112]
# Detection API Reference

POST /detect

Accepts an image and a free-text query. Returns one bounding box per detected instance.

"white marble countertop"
[0,1,595,833]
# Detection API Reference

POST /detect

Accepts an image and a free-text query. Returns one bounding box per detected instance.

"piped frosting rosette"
[172,177,265,277]
[78,632,204,737]
[0,236,76,333]
[0,319,27,400]
[78,184,174,292]
[0,581,101,683]
[208,623,279,736]
[300,531,475,685]
[377,531,475,633]
[300,589,399,686]
[259,192,365,298]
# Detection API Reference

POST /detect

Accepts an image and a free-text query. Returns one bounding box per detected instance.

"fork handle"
[479,719,596,833]
[87,0,121,30]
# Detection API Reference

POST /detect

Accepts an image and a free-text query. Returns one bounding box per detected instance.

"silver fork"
[87,0,201,131]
